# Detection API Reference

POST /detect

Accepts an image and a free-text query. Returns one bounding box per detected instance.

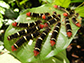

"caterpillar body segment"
[12,20,42,27]
[33,27,51,56]
[50,22,61,46]
[7,24,45,40]
[11,31,40,51]
[65,17,72,37]
[44,14,61,27]
[42,12,57,20]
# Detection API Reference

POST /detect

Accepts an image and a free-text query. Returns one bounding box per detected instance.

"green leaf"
[75,6,84,17]
[33,50,68,63]
[0,1,10,9]
[4,4,80,63]
[71,0,84,3]
[41,50,69,63]
[54,50,70,63]
[0,50,69,63]
[5,9,19,19]
[54,0,71,8]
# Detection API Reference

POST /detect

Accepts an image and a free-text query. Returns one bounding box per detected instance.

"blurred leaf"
[0,41,4,45]
[0,20,3,28]
[47,0,53,3]
[5,9,19,19]
[75,6,84,17]
[0,14,3,28]
[54,0,71,8]
[4,4,80,63]
[20,0,28,5]
[0,1,10,9]
[0,7,5,14]
[71,0,84,3]
[3,0,15,3]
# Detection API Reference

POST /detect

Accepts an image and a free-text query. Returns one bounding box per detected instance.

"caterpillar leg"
[11,31,40,51]
[34,27,51,56]
[50,22,61,46]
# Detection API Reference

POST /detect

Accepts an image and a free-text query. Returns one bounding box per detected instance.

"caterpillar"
[50,22,61,46]
[7,24,45,40]
[65,17,72,37]
[11,31,40,51]
[26,12,50,17]
[44,14,61,27]
[33,27,51,56]
[72,13,81,27]
[12,20,42,27]
[53,5,75,17]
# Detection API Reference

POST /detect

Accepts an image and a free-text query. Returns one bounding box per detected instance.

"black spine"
[51,22,61,41]
[34,27,51,52]
[14,31,40,49]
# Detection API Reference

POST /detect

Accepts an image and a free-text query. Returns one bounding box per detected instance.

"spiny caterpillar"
[7,4,82,57]
[65,17,72,37]
[50,22,61,46]
[33,27,51,56]
[12,20,42,27]
[7,25,43,40]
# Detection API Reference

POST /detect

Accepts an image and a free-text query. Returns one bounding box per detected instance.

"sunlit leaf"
[4,4,80,63]
[75,6,84,17]
[54,0,71,8]
[0,53,21,63]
